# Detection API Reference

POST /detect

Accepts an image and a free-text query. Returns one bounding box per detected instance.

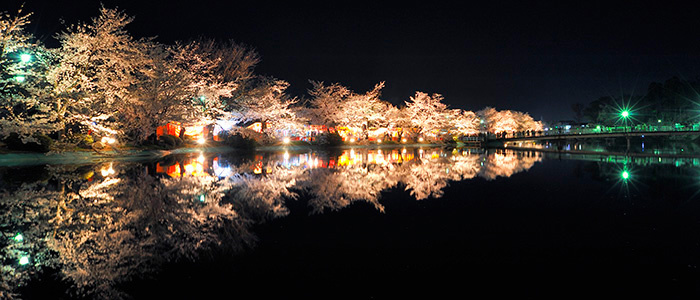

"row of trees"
[1,6,543,149]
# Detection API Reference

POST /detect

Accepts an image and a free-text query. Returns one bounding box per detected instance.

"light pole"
[621,110,631,151]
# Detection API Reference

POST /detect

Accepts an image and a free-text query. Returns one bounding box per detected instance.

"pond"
[2,146,700,299]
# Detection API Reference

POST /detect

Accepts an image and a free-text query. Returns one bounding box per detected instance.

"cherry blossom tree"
[0,8,62,143]
[306,81,351,130]
[172,38,260,123]
[228,76,305,138]
[403,91,451,139]
[441,109,480,138]
[477,107,542,135]
[48,6,149,139]
[336,82,388,136]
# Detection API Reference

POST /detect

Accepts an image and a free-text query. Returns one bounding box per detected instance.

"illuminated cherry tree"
[306,81,352,129]
[228,76,305,138]
[449,109,480,136]
[0,9,62,143]
[47,6,150,140]
[403,91,452,138]
[477,107,542,135]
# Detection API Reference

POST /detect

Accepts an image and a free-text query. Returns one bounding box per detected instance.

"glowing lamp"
[199,194,205,202]
[20,53,31,63]
[621,171,629,180]
[19,256,29,265]
[197,137,206,144]
[349,138,355,143]
[101,137,116,144]
[101,163,115,177]
[621,111,629,118]
[402,138,407,143]
[283,137,290,144]
[377,139,382,143]
[418,137,424,142]
[14,75,25,83]
[13,233,23,242]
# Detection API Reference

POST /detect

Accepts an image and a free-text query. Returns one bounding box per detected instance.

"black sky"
[5,1,700,122]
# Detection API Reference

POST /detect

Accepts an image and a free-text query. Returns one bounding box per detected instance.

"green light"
[13,233,23,242]
[199,96,206,101]
[199,194,205,202]
[621,171,629,180]
[19,256,29,265]
[621,111,629,118]
[657,119,661,123]
[19,53,31,63]
[14,75,25,83]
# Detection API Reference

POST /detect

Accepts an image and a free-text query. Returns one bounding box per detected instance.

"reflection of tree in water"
[1,164,255,299]
[298,163,396,213]
[478,149,542,180]
[0,147,542,298]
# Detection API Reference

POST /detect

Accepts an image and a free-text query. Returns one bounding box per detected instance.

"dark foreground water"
[2,146,700,299]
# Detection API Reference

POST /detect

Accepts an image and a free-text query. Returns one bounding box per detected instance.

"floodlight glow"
[20,53,31,63]
[621,111,629,118]
[101,163,115,177]
[418,137,424,142]
[101,137,116,144]
[349,138,355,143]
[19,256,29,265]
[14,75,25,82]
[377,139,382,143]
[199,194,205,202]
[283,137,290,144]
[197,137,206,144]
[621,171,629,180]
[402,138,407,143]
[13,233,23,242]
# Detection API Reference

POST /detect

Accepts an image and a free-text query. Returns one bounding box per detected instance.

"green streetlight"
[621,110,629,118]
[19,255,29,265]
[14,75,25,83]
[621,170,629,180]
[13,233,23,242]
[19,53,32,63]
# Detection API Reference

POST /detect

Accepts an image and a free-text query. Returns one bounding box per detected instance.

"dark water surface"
[2,147,700,299]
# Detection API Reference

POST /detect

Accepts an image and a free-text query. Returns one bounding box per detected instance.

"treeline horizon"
[572,76,700,126]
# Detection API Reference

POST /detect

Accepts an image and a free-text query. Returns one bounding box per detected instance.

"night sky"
[5,1,700,122]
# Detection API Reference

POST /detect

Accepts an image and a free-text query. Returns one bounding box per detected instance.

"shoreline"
[3,143,696,167]
[0,143,452,167]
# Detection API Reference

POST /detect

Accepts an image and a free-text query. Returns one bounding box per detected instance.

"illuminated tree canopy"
[0,6,544,150]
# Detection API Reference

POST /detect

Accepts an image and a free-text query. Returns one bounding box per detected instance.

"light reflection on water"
[1,146,699,298]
